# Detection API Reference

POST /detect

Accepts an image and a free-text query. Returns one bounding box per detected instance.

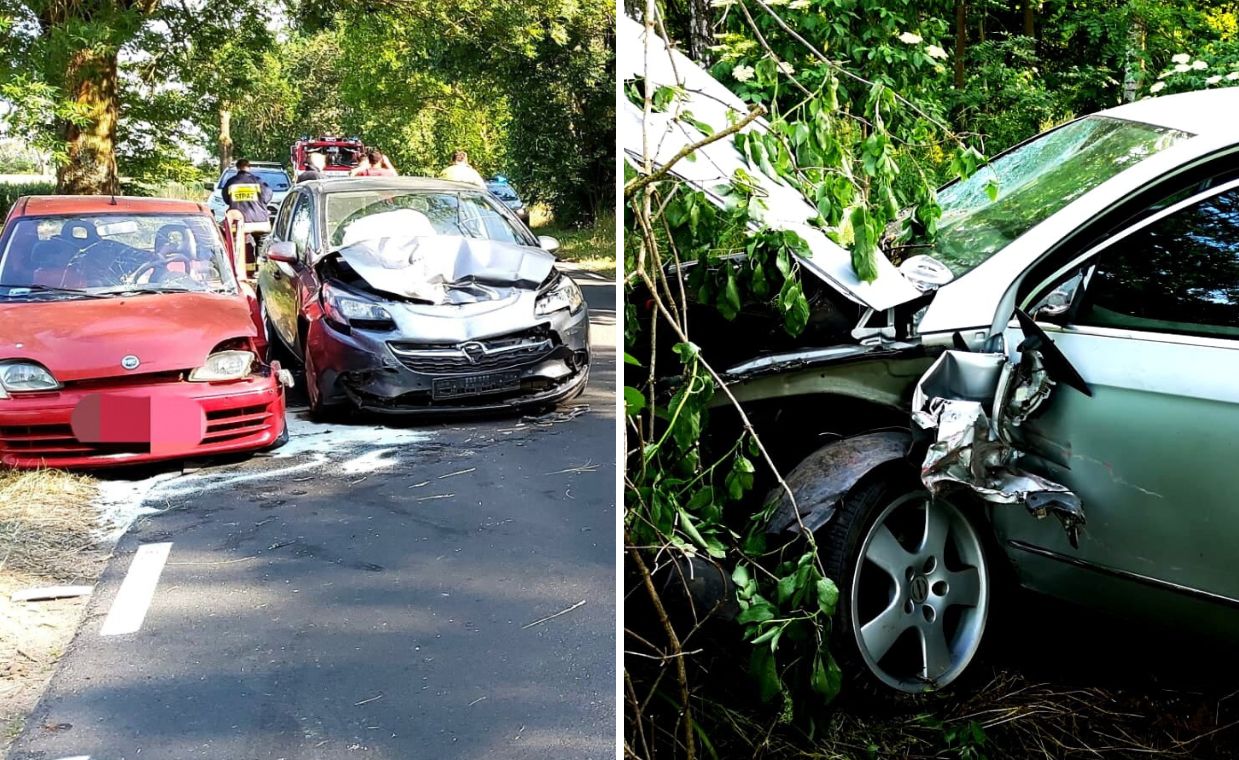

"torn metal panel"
[766,431,912,535]
[332,235,555,305]
[912,350,1085,545]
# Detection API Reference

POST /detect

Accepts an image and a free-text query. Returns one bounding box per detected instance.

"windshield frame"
[0,211,240,298]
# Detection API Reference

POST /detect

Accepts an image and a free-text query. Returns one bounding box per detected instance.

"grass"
[531,205,616,277]
[0,468,99,582]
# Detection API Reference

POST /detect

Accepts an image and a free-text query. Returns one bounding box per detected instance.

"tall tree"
[28,0,158,193]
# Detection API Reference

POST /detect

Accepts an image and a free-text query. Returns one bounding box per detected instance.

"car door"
[992,180,1239,603]
[259,191,313,355]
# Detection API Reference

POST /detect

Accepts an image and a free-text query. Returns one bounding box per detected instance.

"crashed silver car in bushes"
[256,178,589,416]
[627,17,1239,696]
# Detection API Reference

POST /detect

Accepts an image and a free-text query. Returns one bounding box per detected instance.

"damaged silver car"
[256,178,590,416]
[625,16,1239,696]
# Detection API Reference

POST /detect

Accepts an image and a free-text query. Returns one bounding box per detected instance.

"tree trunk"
[1121,11,1147,103]
[56,46,119,195]
[219,107,234,173]
[686,0,712,64]
[1023,0,1036,38]
[954,0,966,89]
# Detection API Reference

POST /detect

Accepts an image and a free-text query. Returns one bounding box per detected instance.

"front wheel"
[821,472,990,696]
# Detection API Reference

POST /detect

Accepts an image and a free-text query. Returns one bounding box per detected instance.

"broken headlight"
[0,361,60,397]
[535,273,584,316]
[322,282,395,328]
[189,350,255,382]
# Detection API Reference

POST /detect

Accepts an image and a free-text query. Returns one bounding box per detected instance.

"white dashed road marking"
[99,542,172,636]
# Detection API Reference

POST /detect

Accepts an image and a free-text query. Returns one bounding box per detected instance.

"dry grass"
[0,468,100,582]
[679,665,1239,760]
[0,467,103,754]
[532,206,617,276]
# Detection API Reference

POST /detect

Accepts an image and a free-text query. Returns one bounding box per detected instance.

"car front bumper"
[0,370,285,469]
[307,307,591,414]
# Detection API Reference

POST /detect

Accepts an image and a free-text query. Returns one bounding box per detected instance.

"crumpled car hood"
[331,235,556,305]
[619,14,925,312]
[0,293,256,382]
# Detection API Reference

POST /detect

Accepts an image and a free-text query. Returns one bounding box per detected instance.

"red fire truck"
[290,136,365,177]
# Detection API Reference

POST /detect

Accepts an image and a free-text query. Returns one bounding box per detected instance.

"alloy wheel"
[850,492,989,692]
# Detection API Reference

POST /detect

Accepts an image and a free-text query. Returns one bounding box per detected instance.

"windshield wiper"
[0,284,107,299]
[96,285,196,296]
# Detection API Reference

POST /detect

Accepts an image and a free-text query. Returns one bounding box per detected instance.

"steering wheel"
[66,241,166,288]
[135,254,193,284]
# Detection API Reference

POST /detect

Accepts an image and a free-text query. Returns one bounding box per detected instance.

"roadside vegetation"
[0,468,103,755]
[534,208,617,276]
[0,1,614,226]
[623,1,1239,758]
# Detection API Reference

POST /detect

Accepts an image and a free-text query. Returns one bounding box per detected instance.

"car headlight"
[189,350,255,382]
[535,273,584,316]
[322,282,395,327]
[0,361,60,397]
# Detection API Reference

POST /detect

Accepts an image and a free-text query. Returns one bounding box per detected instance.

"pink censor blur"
[71,394,207,456]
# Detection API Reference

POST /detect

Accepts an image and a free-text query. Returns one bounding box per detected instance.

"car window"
[919,115,1191,277]
[274,193,295,238]
[0,213,236,294]
[218,167,290,192]
[1076,187,1239,339]
[326,190,533,248]
[289,196,313,257]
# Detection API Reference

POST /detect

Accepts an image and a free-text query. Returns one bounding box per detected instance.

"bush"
[0,181,56,219]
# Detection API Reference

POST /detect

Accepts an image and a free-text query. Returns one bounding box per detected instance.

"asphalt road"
[10,276,617,760]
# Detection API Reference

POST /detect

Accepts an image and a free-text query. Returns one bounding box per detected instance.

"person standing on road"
[354,149,398,177]
[222,158,274,270]
[440,150,486,188]
[349,149,399,176]
[297,152,327,182]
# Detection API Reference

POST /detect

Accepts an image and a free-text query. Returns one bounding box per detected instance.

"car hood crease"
[330,235,556,306]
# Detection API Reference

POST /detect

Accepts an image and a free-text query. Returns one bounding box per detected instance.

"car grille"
[389,329,557,375]
[0,403,273,461]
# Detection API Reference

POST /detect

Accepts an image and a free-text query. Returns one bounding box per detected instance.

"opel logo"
[121,355,140,370]
[460,342,486,364]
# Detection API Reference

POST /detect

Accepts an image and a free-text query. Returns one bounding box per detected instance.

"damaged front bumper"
[307,306,591,414]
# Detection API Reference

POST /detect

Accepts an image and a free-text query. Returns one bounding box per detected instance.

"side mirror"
[203,180,216,191]
[1031,270,1085,323]
[538,235,561,254]
[266,240,298,264]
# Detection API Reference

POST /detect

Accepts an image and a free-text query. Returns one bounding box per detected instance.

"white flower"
[1149,81,1166,93]
[732,64,755,82]
[1227,71,1239,81]
[1171,53,1191,64]
[1174,63,1191,72]
[788,0,810,8]
[926,44,948,60]
[897,32,923,44]
[1193,59,1209,70]
[1207,75,1222,84]
[710,0,736,6]
[777,60,795,75]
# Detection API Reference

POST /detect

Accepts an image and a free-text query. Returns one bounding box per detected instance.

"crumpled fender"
[765,430,912,535]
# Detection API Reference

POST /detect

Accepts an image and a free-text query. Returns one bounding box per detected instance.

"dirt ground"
[0,469,106,752]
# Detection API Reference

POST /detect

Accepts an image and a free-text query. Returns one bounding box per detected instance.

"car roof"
[1101,87,1239,137]
[11,195,210,217]
[297,176,487,194]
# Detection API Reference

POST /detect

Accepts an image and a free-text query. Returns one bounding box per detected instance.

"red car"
[0,195,288,468]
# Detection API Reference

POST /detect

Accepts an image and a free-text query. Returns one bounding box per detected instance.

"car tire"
[819,466,991,700]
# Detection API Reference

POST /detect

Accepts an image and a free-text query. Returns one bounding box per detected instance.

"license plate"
[432,371,521,400]
[70,394,206,456]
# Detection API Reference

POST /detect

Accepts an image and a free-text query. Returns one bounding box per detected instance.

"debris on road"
[10,586,92,603]
[522,599,587,629]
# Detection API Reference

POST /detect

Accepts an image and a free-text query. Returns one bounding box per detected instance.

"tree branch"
[624,104,766,198]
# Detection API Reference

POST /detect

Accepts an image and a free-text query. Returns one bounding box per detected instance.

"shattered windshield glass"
[0,213,236,296]
[922,115,1191,276]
